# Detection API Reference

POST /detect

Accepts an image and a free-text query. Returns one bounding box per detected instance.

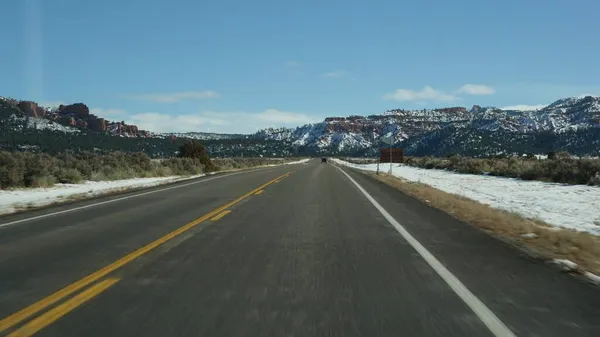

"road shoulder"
[335,164,600,337]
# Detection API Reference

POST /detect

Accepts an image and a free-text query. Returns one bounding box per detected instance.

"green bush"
[56,168,84,184]
[178,141,216,172]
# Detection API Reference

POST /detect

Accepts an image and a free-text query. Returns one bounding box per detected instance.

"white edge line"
[0,167,276,229]
[334,165,517,337]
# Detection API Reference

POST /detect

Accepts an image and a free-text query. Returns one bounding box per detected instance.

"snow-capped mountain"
[2,95,600,157]
[252,96,600,156]
[151,132,247,141]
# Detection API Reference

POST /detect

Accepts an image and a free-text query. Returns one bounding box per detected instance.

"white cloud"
[458,84,495,95]
[323,70,349,78]
[116,109,319,134]
[39,101,65,108]
[382,86,459,102]
[123,91,221,103]
[256,109,316,124]
[285,61,301,67]
[90,108,126,117]
[577,93,600,98]
[501,104,547,111]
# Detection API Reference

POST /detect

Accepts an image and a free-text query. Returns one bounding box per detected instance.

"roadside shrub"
[403,153,600,186]
[0,148,215,189]
[153,165,173,177]
[342,157,379,165]
[178,141,216,172]
[28,175,57,188]
[0,151,25,188]
[424,157,441,169]
[56,168,84,184]
[212,157,293,170]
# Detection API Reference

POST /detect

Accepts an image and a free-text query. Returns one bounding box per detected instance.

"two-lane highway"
[1,159,599,336]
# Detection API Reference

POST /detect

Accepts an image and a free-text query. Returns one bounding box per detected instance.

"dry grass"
[367,171,600,276]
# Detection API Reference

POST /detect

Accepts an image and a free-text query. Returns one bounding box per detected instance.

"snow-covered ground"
[0,175,206,215]
[332,158,600,236]
[285,158,311,165]
[0,158,312,216]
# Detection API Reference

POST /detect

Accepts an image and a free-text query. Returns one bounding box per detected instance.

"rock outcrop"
[17,101,45,118]
[2,99,151,136]
[88,116,107,132]
[58,103,90,118]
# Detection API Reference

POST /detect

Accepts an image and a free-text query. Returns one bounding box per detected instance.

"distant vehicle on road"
[321,157,327,163]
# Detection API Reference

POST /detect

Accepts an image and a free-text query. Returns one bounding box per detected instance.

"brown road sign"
[380,148,404,163]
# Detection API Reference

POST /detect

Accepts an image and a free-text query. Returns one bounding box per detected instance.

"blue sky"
[1,0,600,133]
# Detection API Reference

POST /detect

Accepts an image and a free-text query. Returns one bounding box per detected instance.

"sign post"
[381,135,395,174]
[389,144,393,174]
[379,129,404,174]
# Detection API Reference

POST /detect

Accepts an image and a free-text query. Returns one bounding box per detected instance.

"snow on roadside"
[332,158,600,236]
[0,158,312,216]
[285,158,311,165]
[0,175,205,216]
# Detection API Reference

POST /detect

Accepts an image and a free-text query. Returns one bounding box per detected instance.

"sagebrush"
[343,152,600,186]
[0,151,211,189]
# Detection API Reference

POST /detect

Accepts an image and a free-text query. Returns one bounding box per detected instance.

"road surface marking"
[0,166,281,229]
[254,190,264,195]
[7,278,120,337]
[0,172,290,333]
[211,210,231,221]
[334,166,517,337]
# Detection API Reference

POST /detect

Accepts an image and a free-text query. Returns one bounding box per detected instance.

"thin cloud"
[382,86,459,102]
[577,93,600,98]
[323,70,349,78]
[501,104,547,111]
[39,101,65,108]
[123,91,221,103]
[90,108,126,117]
[383,84,496,102]
[256,109,316,124]
[109,108,320,134]
[285,61,301,67]
[458,84,495,95]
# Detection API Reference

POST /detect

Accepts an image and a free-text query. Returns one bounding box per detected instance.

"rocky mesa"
[0,98,150,137]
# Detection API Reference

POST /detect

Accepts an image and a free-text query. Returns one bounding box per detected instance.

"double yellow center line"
[8,278,120,337]
[0,171,291,336]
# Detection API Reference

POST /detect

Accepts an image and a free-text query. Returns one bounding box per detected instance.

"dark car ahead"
[321,157,327,163]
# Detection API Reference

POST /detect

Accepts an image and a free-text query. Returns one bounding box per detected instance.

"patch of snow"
[521,233,538,239]
[285,158,310,165]
[552,259,578,272]
[332,158,600,236]
[584,272,600,285]
[0,175,205,216]
[18,117,81,133]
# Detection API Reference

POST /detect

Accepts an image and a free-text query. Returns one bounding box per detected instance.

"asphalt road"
[1,159,599,337]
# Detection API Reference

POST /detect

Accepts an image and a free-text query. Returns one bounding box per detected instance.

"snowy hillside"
[252,96,600,156]
[152,131,247,140]
[2,95,600,157]
[18,116,81,133]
